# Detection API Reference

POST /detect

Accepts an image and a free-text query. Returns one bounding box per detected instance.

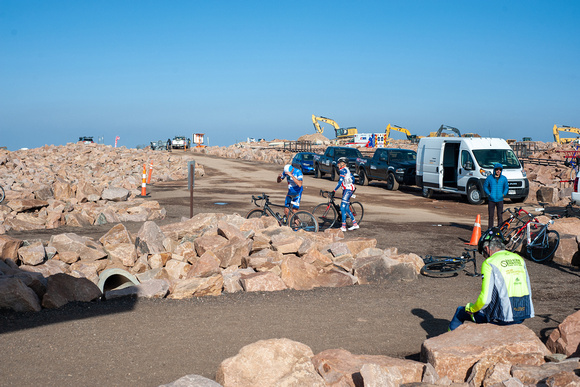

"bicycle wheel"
[289,211,319,232]
[347,201,364,227]
[246,209,268,219]
[527,230,560,263]
[311,203,337,230]
[421,259,466,277]
[0,185,4,204]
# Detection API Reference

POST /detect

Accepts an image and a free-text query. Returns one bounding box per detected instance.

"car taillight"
[574,177,579,192]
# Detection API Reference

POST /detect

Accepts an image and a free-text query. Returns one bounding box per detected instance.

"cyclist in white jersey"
[333,157,359,232]
[277,164,303,222]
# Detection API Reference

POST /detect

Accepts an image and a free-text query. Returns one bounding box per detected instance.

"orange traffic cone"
[466,214,482,246]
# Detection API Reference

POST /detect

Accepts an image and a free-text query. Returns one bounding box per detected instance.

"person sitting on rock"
[448,227,534,331]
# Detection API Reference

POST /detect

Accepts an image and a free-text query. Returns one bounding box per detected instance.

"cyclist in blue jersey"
[333,157,359,232]
[277,164,304,222]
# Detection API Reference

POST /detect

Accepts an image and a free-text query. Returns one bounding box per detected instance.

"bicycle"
[246,193,319,232]
[311,190,364,231]
[499,207,539,252]
[522,219,560,263]
[421,248,481,277]
[0,184,4,204]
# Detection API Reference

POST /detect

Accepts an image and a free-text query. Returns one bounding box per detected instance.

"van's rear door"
[422,141,444,188]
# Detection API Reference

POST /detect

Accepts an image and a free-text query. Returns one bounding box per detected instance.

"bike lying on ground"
[311,190,364,231]
[246,193,318,232]
[421,248,481,277]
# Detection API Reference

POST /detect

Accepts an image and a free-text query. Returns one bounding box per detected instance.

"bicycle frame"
[320,191,341,215]
[251,194,287,225]
[500,207,539,251]
[526,220,553,246]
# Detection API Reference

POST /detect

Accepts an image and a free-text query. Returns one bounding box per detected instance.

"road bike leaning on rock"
[499,207,539,252]
[522,218,560,263]
[311,190,364,231]
[246,193,319,232]
[420,248,481,277]
[499,207,560,263]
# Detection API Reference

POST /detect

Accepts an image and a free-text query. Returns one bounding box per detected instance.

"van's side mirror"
[464,161,474,170]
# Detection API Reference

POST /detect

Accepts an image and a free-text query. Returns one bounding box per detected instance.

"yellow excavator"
[553,125,580,144]
[384,124,421,144]
[312,115,358,139]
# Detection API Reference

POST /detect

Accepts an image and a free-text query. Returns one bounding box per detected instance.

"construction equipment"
[385,124,421,144]
[312,115,358,140]
[434,125,462,137]
[553,125,580,144]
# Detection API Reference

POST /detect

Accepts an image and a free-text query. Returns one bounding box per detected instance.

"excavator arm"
[385,124,411,139]
[385,124,421,143]
[312,115,357,139]
[553,125,580,144]
[435,125,462,137]
[312,115,340,134]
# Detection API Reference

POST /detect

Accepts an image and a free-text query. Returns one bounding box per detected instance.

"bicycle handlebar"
[319,190,335,198]
[251,193,270,206]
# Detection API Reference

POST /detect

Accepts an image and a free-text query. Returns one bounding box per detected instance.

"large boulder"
[216,338,325,387]
[49,233,107,261]
[41,273,102,309]
[311,348,424,386]
[0,277,41,312]
[135,221,166,254]
[546,310,580,357]
[421,323,550,383]
[0,235,23,262]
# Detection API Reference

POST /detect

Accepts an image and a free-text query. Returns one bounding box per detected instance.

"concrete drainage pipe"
[97,268,140,295]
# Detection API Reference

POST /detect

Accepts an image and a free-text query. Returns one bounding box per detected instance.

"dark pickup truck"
[356,148,417,190]
[313,146,362,181]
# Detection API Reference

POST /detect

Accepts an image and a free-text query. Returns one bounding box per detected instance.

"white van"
[416,137,529,205]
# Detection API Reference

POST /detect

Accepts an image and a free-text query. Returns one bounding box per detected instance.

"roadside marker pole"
[188,160,195,218]
[147,162,153,184]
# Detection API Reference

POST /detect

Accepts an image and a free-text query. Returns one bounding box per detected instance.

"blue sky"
[1,1,579,150]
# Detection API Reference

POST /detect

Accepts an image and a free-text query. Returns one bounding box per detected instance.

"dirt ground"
[1,153,579,387]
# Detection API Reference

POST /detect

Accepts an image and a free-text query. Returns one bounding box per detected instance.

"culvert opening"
[97,268,140,294]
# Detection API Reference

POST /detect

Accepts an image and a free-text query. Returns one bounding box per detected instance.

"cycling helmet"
[477,227,506,254]
[337,157,348,164]
[283,164,292,174]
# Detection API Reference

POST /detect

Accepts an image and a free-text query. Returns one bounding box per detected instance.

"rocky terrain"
[1,138,580,386]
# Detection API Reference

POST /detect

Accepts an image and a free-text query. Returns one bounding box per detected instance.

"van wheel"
[386,173,399,191]
[467,184,484,205]
[422,185,433,198]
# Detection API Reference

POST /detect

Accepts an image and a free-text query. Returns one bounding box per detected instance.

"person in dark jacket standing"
[483,163,509,230]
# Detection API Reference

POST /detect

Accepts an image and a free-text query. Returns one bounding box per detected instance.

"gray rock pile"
[0,212,422,312]
[0,143,204,233]
[162,320,580,387]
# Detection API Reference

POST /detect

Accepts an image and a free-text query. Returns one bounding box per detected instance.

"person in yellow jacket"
[449,227,534,330]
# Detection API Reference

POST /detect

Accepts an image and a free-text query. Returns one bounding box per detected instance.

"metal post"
[188,161,195,218]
